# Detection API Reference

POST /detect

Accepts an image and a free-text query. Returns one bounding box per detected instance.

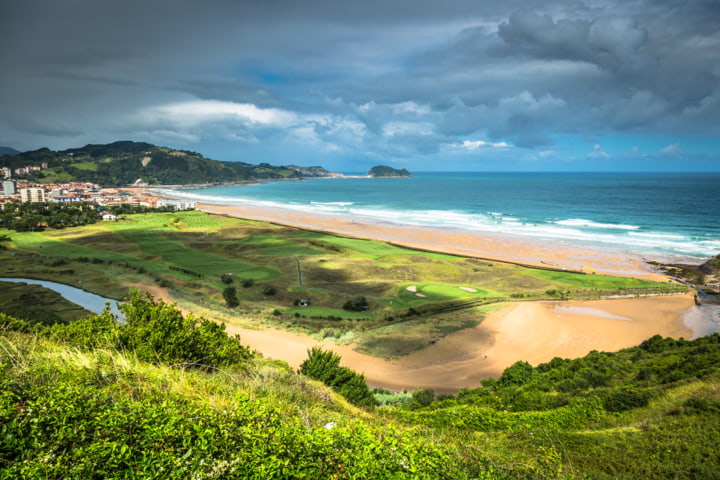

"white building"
[20,187,46,203]
[157,199,197,211]
[2,181,16,195]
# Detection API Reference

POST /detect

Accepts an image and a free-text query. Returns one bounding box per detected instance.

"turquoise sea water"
[164,172,720,262]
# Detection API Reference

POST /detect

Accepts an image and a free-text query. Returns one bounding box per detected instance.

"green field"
[0,211,686,358]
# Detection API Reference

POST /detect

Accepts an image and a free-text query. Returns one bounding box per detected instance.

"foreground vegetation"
[0,293,717,478]
[0,210,686,358]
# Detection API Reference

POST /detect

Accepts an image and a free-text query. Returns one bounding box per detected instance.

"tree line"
[0,201,180,232]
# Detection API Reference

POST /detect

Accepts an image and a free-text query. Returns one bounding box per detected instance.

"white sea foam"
[555,218,640,230]
[161,187,720,260]
[311,201,354,207]
[628,232,686,240]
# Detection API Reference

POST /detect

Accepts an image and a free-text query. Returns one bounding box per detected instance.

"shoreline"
[196,201,668,280]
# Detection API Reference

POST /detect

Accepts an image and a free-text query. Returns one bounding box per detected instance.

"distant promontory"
[367,165,411,178]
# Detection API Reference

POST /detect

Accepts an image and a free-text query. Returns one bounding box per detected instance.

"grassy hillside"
[1,294,718,478]
[0,210,686,359]
[0,141,318,185]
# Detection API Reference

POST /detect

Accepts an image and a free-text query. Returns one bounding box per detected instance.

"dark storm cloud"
[0,0,718,169]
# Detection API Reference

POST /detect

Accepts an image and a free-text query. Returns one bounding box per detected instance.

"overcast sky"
[1,0,718,172]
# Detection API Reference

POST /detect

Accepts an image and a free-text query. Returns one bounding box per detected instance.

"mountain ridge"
[0,146,20,156]
[0,140,332,186]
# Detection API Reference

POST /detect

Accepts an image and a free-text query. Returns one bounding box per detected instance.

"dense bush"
[343,296,369,312]
[0,341,474,479]
[44,290,252,370]
[223,286,239,308]
[119,290,252,368]
[411,388,435,408]
[299,347,376,408]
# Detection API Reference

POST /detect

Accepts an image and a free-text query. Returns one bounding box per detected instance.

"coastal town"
[0,179,194,211]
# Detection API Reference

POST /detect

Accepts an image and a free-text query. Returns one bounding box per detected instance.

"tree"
[223,286,239,308]
[412,388,435,407]
[497,360,536,387]
[343,296,369,312]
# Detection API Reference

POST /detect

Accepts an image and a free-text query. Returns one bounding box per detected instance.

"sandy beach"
[124,200,708,392]
[213,294,695,393]
[198,202,665,280]
[135,282,697,392]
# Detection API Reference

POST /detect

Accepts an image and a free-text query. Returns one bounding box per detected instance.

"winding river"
[0,277,124,319]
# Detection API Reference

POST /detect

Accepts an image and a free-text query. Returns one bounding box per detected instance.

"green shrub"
[602,387,653,412]
[343,296,368,312]
[223,286,239,308]
[497,361,535,387]
[45,307,120,350]
[299,347,376,408]
[412,388,435,408]
[119,290,251,368]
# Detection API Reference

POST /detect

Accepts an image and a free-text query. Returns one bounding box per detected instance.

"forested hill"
[0,141,332,186]
[367,165,411,177]
[0,146,20,156]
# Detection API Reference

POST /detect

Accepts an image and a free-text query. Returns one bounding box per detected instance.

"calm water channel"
[0,277,124,319]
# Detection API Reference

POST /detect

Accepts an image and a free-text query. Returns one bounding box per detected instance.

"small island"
[367,165,411,178]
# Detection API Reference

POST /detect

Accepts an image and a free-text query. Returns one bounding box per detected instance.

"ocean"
[163,172,720,263]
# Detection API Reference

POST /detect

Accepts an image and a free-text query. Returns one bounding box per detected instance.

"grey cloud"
[498,10,648,72]
[0,0,718,169]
